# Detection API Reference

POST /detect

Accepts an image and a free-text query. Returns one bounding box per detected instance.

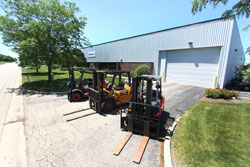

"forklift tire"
[72,92,82,102]
[243,86,250,91]
[101,99,116,113]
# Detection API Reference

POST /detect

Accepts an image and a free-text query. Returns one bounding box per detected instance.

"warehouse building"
[83,18,245,88]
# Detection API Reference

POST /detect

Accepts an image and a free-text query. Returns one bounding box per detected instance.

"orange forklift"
[114,75,165,164]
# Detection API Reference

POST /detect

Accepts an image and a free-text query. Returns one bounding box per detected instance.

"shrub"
[100,68,109,71]
[121,73,128,77]
[205,88,239,99]
[234,64,250,82]
[130,71,136,77]
[135,64,150,76]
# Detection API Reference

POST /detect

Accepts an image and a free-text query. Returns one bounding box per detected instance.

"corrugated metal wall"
[223,20,245,86]
[83,19,243,88]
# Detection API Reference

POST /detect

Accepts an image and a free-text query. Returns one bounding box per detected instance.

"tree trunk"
[36,65,39,74]
[48,64,52,84]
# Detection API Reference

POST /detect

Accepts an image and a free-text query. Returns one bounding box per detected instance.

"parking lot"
[23,94,161,167]
[163,83,205,119]
[22,82,208,167]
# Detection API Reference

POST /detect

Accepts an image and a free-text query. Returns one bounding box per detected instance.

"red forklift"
[114,75,165,164]
[67,67,96,102]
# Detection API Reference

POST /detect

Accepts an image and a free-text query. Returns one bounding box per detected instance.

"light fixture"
[188,42,193,48]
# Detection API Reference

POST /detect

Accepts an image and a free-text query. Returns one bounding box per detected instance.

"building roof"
[87,18,226,48]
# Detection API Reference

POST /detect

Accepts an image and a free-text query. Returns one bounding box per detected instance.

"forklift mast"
[88,70,131,114]
[106,70,131,87]
[68,67,75,90]
[129,75,163,137]
[89,71,107,113]
[114,75,164,164]
[67,67,96,102]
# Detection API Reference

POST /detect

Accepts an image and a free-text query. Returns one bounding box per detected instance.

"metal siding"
[224,20,245,86]
[165,47,221,88]
[158,51,167,79]
[216,20,234,88]
[83,19,237,88]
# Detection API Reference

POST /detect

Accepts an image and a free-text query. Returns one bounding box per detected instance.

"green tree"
[60,49,87,68]
[17,38,42,73]
[0,0,89,83]
[235,64,250,82]
[192,0,250,22]
[0,54,16,62]
[192,0,250,55]
[247,45,250,55]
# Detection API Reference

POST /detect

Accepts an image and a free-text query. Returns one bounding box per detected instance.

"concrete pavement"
[0,63,20,139]
[22,82,205,167]
[238,91,250,100]
[23,94,160,167]
[0,66,206,167]
[0,63,27,167]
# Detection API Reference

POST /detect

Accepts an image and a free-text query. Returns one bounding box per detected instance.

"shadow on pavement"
[63,107,120,122]
[6,86,66,98]
[23,72,65,76]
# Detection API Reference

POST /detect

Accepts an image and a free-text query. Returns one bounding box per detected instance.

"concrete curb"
[164,116,182,167]
[0,69,27,167]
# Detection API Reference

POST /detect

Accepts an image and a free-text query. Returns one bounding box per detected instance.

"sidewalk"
[0,70,27,167]
[238,91,250,100]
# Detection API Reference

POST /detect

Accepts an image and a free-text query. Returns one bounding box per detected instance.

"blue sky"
[0,0,249,62]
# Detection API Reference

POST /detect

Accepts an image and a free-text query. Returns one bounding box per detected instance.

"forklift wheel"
[243,86,250,91]
[72,92,82,102]
[101,99,116,113]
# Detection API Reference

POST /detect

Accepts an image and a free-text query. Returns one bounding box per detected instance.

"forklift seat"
[106,83,112,91]
[87,79,93,87]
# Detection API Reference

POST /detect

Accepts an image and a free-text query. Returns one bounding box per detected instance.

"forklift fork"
[114,75,163,164]
[113,116,151,164]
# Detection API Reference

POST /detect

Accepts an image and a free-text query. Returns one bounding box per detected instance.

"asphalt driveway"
[162,83,205,119]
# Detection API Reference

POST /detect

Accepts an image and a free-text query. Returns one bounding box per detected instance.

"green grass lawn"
[172,101,250,167]
[22,66,92,92]
[0,61,6,65]
[22,66,126,92]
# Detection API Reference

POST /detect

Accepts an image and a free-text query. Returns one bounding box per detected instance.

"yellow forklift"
[88,70,132,113]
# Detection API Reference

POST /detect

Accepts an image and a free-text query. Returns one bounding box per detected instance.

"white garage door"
[159,47,221,88]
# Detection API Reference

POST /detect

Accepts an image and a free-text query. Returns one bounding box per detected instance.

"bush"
[234,64,250,82]
[135,64,150,76]
[205,88,239,99]
[130,71,136,77]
